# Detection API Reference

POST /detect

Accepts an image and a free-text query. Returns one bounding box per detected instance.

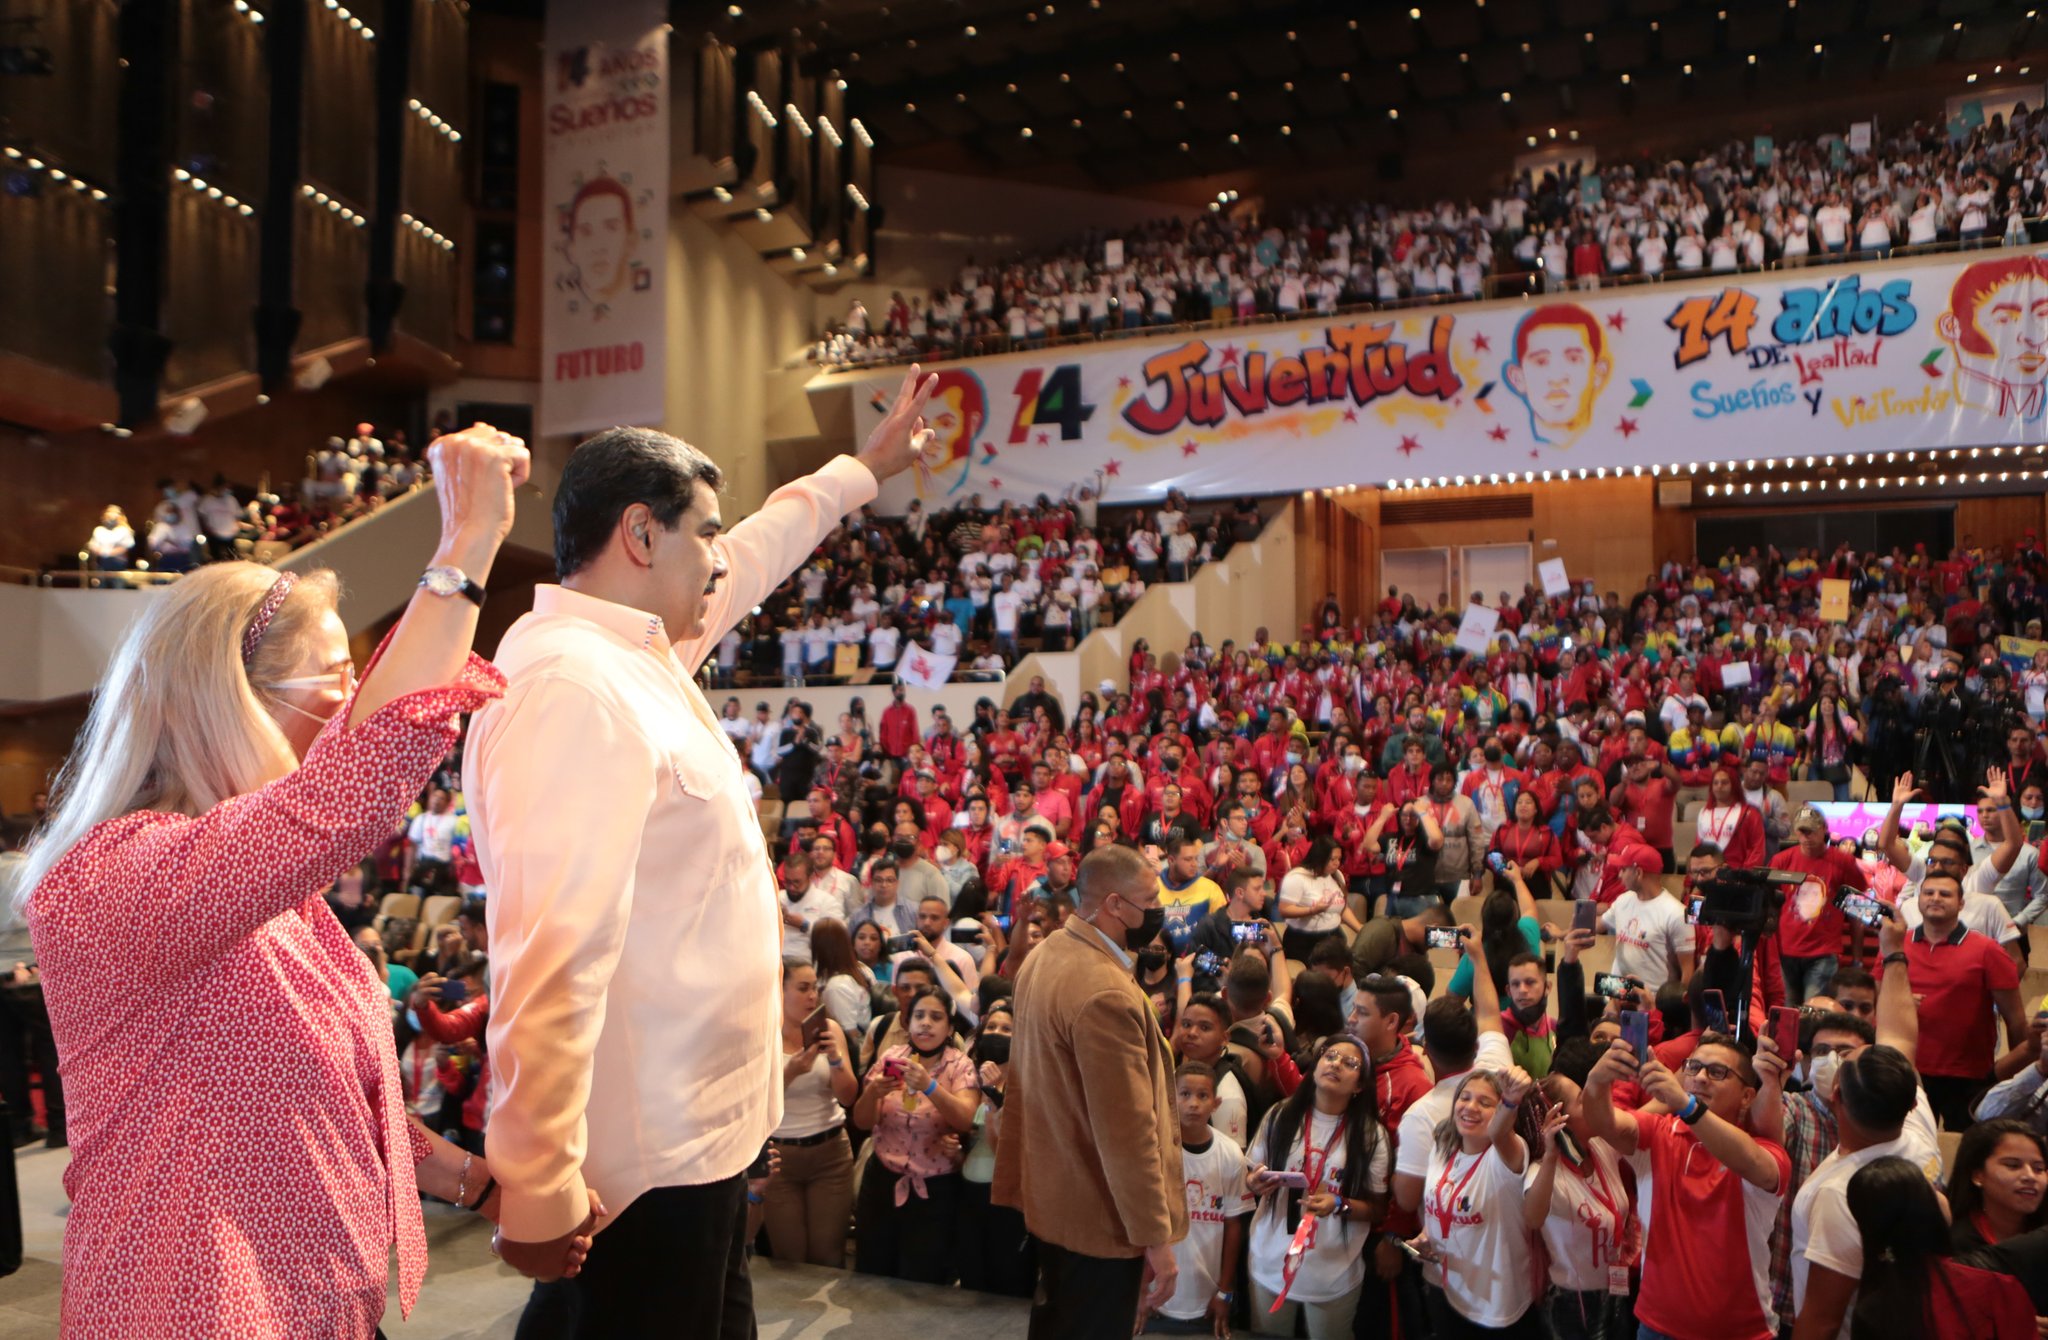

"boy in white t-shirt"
[1147,1060,1251,1335]
[1599,843,1692,994]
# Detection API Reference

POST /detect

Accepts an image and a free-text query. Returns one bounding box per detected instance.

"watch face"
[424,567,462,596]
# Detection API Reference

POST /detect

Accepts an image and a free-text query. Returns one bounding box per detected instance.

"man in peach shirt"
[466,369,937,1337]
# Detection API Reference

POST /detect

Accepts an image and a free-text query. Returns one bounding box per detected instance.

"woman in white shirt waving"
[1245,1035,1389,1337]
[1415,1063,1544,1337]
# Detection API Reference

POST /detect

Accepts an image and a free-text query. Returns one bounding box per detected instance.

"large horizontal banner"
[847,250,2048,511]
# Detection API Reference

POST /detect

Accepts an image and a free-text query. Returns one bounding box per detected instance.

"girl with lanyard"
[1525,1056,1640,1340]
[1693,765,1765,869]
[1412,1064,1544,1338]
[1490,791,1561,890]
[1244,1035,1389,1338]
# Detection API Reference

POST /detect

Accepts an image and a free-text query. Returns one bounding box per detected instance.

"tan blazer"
[993,919,1186,1258]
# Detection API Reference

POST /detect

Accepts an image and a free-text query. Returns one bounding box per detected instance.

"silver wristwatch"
[420,565,486,607]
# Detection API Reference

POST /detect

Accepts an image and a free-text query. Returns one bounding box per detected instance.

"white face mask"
[1806,1051,1841,1101]
[936,847,956,866]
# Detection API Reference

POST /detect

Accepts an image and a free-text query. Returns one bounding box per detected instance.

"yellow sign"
[833,644,862,678]
[1818,579,1850,622]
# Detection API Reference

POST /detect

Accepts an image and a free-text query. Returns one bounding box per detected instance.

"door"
[1381,547,1451,610]
[1461,543,1533,607]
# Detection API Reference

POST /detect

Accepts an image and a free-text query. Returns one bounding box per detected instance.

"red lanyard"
[1507,825,1541,862]
[1429,1149,1486,1240]
[1273,1120,1347,1312]
[1573,1152,1628,1266]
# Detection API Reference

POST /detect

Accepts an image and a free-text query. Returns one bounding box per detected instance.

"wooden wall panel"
[163,195,260,392]
[0,186,110,381]
[1957,495,2048,552]
[296,199,369,351]
[0,0,120,181]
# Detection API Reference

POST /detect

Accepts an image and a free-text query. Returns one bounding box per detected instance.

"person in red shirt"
[1838,1157,2038,1339]
[1572,805,1645,906]
[1583,1033,1791,1340]
[878,685,919,761]
[1384,736,1433,809]
[804,787,858,870]
[1610,753,1681,871]
[1905,869,2027,1129]
[1692,766,1766,870]
[1488,790,1561,888]
[1767,807,1865,1005]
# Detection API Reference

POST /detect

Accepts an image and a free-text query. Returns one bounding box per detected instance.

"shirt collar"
[1067,914,1133,971]
[1910,919,1970,946]
[532,584,670,654]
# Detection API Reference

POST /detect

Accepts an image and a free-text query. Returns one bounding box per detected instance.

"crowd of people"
[168,521,2048,1338]
[816,100,2048,370]
[710,486,1266,685]
[80,418,436,578]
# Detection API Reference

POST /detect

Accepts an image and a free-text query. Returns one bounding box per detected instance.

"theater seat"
[420,894,460,930]
[1672,820,1697,864]
[1785,781,1835,807]
[1940,1129,1963,1182]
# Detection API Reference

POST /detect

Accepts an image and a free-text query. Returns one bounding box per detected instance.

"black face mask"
[1126,902,1168,958]
[1484,747,1503,765]
[1136,945,1169,975]
[974,1034,1012,1066]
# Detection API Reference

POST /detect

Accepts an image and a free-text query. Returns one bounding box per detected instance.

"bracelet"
[455,1152,474,1208]
[1177,977,1192,986]
[923,1078,938,1096]
[471,1175,497,1213]
[746,1190,764,1205]
[1883,951,1908,968]
[1677,1095,1706,1126]
[827,1056,843,1068]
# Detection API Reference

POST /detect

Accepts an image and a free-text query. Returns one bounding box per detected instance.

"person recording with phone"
[852,984,977,1283]
[763,960,858,1270]
[1185,868,1272,994]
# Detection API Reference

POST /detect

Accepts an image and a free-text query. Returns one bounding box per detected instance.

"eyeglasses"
[1322,1051,1363,1072]
[1680,1058,1743,1082]
[266,666,356,695]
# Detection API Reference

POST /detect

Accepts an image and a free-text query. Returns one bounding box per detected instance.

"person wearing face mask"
[995,844,1186,1339]
[16,426,546,1339]
[956,1001,1035,1297]
[852,985,978,1283]
[1460,742,1527,838]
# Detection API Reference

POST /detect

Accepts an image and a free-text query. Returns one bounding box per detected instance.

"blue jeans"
[1781,953,1838,1005]
[1638,1327,1679,1340]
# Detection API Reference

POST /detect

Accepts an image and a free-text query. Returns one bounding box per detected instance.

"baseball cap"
[1045,842,1071,862]
[1792,806,1829,834]
[1023,818,1057,842]
[1614,844,1662,875]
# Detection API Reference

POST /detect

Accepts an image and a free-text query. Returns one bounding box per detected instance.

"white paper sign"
[1721,660,1753,689]
[541,0,670,437]
[1539,558,1570,598]
[895,643,958,690]
[1104,238,1124,268]
[1848,121,1872,153]
[1454,604,1500,657]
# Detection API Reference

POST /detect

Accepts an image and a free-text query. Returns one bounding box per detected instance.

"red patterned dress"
[26,656,503,1338]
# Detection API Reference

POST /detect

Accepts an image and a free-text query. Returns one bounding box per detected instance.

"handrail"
[811,228,2038,376]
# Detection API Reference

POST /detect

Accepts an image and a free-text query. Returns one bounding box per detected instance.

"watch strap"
[420,566,487,608]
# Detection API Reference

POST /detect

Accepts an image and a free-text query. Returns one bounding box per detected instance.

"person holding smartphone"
[1245,1035,1389,1336]
[1412,1063,1544,1336]
[852,985,978,1283]
[764,960,858,1268]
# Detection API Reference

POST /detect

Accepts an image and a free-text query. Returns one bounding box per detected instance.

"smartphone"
[993,915,1012,931]
[1393,1235,1426,1261]
[885,933,920,954]
[1702,989,1728,1034]
[1572,901,1601,935]
[1685,896,1705,926]
[746,1144,773,1180]
[1269,1170,1310,1190]
[1769,1005,1803,1061]
[1425,926,1466,951]
[1837,892,1888,928]
[1231,921,1263,945]
[1486,850,1508,875]
[949,925,984,943]
[799,1004,827,1050]
[438,978,468,1005]
[882,1056,907,1079]
[1619,1009,1651,1065]
[1594,972,1630,1000]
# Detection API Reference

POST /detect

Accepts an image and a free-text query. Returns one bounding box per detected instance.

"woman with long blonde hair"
[17,425,597,1339]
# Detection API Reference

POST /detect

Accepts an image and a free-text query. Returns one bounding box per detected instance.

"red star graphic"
[1616,416,1640,438]
[1181,440,1200,457]
[1035,431,1049,446]
[983,446,1000,460]
[1397,435,1422,456]
[1104,459,1122,477]
[1529,450,1541,460]
[1343,408,1359,424]
[1218,344,1240,364]
[1605,310,1628,331]
[1117,376,1131,390]
[989,477,1003,489]
[1470,333,1492,353]
[1487,425,1508,441]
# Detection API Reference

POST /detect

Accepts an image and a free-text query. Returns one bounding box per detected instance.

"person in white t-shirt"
[404,789,460,893]
[1413,1065,1542,1334]
[1148,1059,1253,1336]
[1245,1035,1390,1337]
[1788,1045,1932,1340]
[1599,844,1692,994]
[1525,1060,1637,1340]
[1815,194,1853,252]
[991,576,1023,661]
[868,617,902,671]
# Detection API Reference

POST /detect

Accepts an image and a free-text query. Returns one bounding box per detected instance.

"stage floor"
[0,1145,1031,1339]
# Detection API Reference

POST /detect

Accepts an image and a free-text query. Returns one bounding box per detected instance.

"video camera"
[1691,865,1804,933]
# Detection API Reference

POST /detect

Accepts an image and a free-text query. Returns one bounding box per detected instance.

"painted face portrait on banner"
[557,175,646,320]
[1503,303,1613,446]
[1939,254,2048,421]
[909,369,988,498]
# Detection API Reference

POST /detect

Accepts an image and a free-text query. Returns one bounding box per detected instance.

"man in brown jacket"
[994,844,1187,1339]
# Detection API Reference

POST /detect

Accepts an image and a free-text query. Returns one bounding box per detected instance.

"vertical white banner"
[542,0,668,438]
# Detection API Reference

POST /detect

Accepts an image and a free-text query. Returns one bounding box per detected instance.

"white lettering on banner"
[541,0,668,437]
[831,251,2048,511]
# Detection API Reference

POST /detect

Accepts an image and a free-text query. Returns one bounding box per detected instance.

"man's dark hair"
[1548,1036,1602,1087]
[1361,975,1416,1030]
[1308,937,1353,973]
[1176,1058,1218,1087]
[1223,951,1270,1015]
[1838,1044,1917,1132]
[553,426,724,578]
[893,955,936,987]
[1388,950,1436,996]
[1223,867,1263,901]
[1423,996,1478,1071]
[866,857,899,881]
[1832,962,1877,997]
[1804,1008,1876,1052]
[458,897,486,930]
